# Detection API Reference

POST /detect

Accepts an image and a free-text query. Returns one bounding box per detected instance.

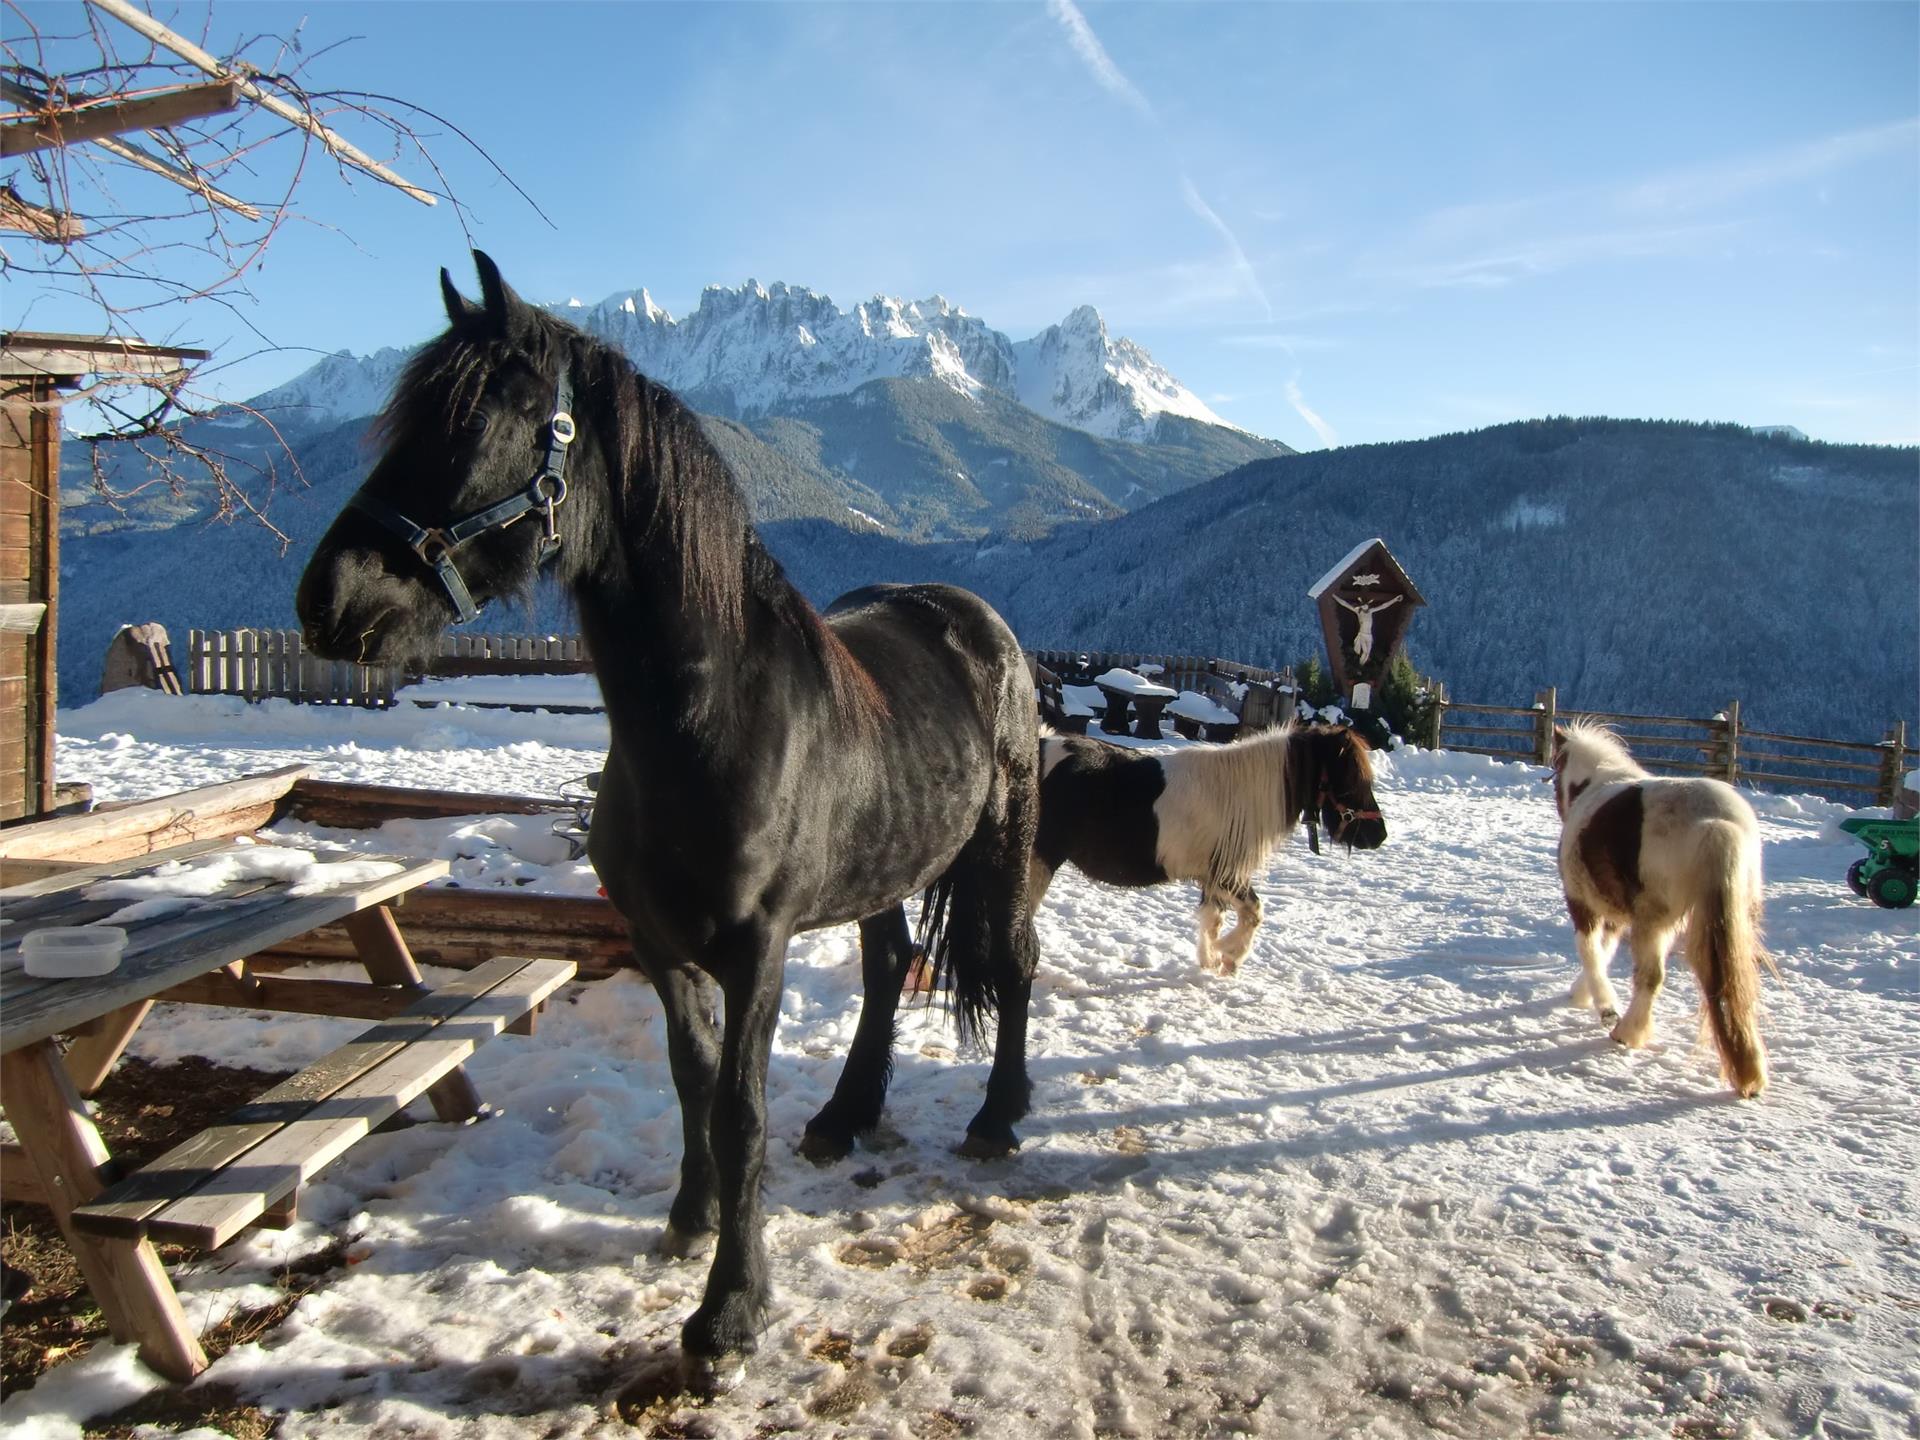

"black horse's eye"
[460,411,490,436]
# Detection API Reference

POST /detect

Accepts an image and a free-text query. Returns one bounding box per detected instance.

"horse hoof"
[798,1128,854,1165]
[1599,1007,1620,1025]
[957,1131,1019,1160]
[657,1223,714,1259]
[681,1351,748,1397]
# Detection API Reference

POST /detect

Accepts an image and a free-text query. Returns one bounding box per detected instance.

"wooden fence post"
[1533,687,1558,764]
[1881,720,1908,807]
[1719,700,1742,784]
[1428,678,1446,750]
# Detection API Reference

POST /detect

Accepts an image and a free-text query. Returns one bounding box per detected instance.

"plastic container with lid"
[20,926,127,978]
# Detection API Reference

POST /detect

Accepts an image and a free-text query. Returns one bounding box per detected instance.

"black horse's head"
[297,251,588,664]
[1301,723,1388,851]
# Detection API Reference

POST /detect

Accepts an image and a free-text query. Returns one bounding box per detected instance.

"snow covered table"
[0,838,574,1382]
[1094,667,1179,739]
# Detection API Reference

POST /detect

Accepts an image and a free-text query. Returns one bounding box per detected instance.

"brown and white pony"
[1551,721,1770,1097]
[1032,722,1387,974]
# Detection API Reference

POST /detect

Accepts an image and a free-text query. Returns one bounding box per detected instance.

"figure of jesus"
[1334,593,1402,667]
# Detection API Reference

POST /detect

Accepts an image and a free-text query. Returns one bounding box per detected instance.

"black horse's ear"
[441,267,480,327]
[472,250,526,336]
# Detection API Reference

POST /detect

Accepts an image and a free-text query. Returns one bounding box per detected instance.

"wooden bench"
[72,953,575,1250]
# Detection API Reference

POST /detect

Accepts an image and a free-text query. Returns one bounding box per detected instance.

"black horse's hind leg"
[958,796,1043,1159]
[681,924,790,1366]
[801,906,915,1162]
[647,962,724,1253]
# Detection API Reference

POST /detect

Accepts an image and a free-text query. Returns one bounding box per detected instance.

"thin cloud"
[1286,378,1339,449]
[1045,1,1269,319]
[1180,176,1272,320]
[1046,0,1154,120]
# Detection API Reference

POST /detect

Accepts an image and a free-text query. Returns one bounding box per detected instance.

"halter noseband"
[349,365,576,624]
[1295,729,1381,855]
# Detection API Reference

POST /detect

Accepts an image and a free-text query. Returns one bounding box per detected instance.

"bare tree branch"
[2,1,522,534]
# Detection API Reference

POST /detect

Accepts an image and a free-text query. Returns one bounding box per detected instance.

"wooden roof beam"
[1,79,240,157]
[86,0,438,207]
[0,78,261,220]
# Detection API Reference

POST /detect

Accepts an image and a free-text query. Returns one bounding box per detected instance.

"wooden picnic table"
[0,838,573,1381]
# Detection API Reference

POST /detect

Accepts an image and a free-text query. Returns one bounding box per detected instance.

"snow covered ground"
[8,690,1918,1440]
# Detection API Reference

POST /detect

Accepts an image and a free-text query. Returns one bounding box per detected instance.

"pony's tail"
[920,815,1039,1052]
[919,850,997,1048]
[1687,820,1770,1098]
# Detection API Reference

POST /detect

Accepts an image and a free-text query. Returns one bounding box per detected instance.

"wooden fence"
[1436,686,1911,804]
[186,629,593,708]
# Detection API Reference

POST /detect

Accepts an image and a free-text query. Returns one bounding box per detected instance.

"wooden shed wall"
[0,376,58,822]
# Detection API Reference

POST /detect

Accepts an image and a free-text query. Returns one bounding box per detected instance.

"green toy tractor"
[1841,816,1919,910]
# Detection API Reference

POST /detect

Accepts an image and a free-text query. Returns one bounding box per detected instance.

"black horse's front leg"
[681,925,790,1370]
[801,906,915,1162]
[641,962,723,1253]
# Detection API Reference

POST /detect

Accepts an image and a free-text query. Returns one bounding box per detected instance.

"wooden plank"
[156,971,421,1020]
[282,777,572,825]
[2,858,448,1052]
[0,79,242,156]
[1740,769,1879,794]
[1741,751,1883,774]
[70,954,553,1239]
[2,877,283,969]
[1721,728,1888,755]
[0,835,237,901]
[140,959,576,1249]
[1,1042,209,1380]
[62,999,153,1094]
[0,766,309,862]
[0,1140,49,1204]
[343,905,483,1123]
[1610,733,1719,753]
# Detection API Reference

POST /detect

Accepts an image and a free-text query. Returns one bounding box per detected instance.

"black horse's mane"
[379,307,883,727]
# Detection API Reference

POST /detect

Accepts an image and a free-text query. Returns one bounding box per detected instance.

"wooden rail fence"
[187,629,593,708]
[1436,686,1910,804]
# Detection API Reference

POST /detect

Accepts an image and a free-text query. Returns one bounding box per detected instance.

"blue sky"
[10,1,1917,448]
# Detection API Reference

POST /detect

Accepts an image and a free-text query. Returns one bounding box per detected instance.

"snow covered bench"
[1167,688,1242,742]
[1094,668,1178,739]
[72,953,575,1251]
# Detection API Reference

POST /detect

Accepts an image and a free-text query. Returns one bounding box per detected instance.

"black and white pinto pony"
[297,254,1043,1377]
[1551,721,1769,1097]
[1033,724,1388,974]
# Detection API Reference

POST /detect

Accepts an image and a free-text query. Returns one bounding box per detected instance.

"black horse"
[296,253,1041,1374]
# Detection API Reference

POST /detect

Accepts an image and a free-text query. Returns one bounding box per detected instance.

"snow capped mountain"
[246,281,1242,445]
[249,345,415,426]
[1013,305,1232,442]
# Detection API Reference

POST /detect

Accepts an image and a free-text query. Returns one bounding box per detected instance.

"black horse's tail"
[919,830,1033,1050]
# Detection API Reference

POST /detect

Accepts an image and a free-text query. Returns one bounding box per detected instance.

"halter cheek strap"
[349,365,576,624]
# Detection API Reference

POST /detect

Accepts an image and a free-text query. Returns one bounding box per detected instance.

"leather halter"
[1294,729,1381,855]
[349,365,576,624]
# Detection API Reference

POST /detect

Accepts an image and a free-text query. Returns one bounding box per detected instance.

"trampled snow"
[8,688,1917,1440]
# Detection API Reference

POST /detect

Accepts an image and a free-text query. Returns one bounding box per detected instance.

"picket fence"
[186,629,592,708]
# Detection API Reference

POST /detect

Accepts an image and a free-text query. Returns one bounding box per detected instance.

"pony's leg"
[645,961,724,1256]
[800,907,915,1163]
[682,924,790,1367]
[1028,856,1056,914]
[1611,922,1673,1049]
[1195,886,1228,974]
[1212,881,1264,975]
[1568,911,1623,1023]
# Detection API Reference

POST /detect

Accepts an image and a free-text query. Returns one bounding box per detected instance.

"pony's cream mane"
[1159,721,1304,887]
[1557,720,1646,784]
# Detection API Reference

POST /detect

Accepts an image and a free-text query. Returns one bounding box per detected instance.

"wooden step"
[72,955,575,1249]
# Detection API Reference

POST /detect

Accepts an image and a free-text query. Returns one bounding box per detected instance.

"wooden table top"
[1,840,449,1054]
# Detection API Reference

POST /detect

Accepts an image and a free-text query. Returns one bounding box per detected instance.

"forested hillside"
[54,417,1915,740]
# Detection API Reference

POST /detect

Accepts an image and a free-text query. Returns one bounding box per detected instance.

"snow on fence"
[186,628,592,709]
[1436,685,1911,804]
